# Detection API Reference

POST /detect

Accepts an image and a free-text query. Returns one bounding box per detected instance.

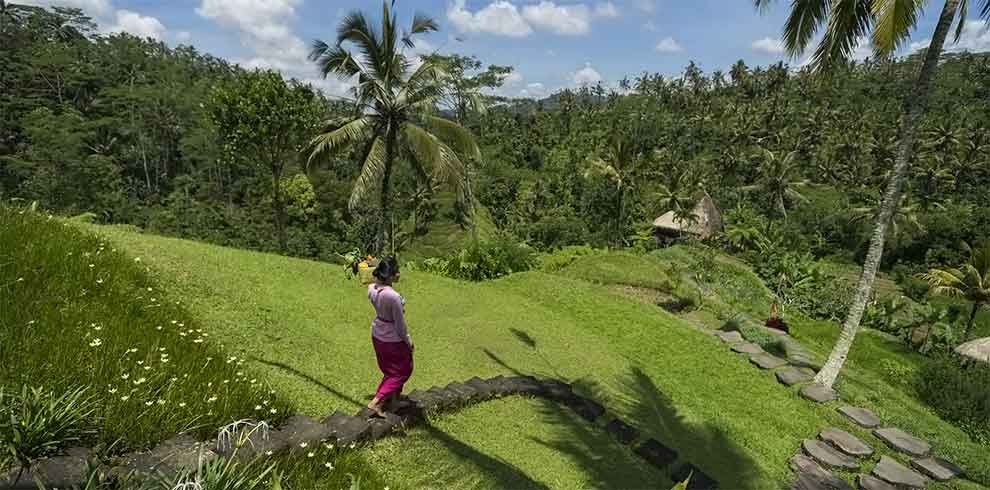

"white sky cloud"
[751,37,785,55]
[910,20,990,54]
[572,62,602,86]
[655,37,683,53]
[634,0,656,13]
[521,1,591,36]
[104,9,166,40]
[593,1,620,19]
[176,31,192,42]
[17,0,113,17]
[447,0,533,38]
[519,82,549,98]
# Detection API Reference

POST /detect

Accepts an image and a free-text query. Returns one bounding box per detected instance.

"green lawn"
[98,225,840,489]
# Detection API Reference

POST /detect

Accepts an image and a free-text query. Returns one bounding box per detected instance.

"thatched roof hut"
[653,192,723,241]
[955,337,990,364]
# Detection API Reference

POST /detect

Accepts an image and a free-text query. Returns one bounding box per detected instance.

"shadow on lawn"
[253,357,363,408]
[418,422,550,489]
[491,327,762,488]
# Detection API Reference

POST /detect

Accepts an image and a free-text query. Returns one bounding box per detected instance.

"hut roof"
[955,337,990,363]
[653,192,723,240]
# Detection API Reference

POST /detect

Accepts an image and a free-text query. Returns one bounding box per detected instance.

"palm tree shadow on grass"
[416,421,550,490]
[252,357,364,409]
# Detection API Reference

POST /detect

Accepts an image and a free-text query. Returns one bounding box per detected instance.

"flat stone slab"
[634,438,678,469]
[539,378,575,402]
[872,456,928,488]
[563,396,605,422]
[776,366,816,386]
[910,457,962,481]
[446,381,481,402]
[280,414,334,447]
[672,463,719,489]
[837,406,881,428]
[789,454,853,490]
[604,418,639,445]
[800,384,838,404]
[465,376,496,399]
[714,330,744,344]
[873,428,931,457]
[818,428,873,458]
[802,439,858,470]
[367,413,403,440]
[750,353,788,370]
[857,474,897,490]
[323,411,371,445]
[1,448,91,489]
[731,342,765,355]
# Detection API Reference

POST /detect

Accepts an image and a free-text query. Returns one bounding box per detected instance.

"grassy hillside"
[97,224,840,489]
[399,193,497,261]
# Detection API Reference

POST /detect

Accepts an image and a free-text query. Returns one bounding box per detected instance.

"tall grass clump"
[0,207,290,456]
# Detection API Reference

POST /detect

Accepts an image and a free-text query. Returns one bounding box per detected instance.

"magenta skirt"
[372,337,413,400]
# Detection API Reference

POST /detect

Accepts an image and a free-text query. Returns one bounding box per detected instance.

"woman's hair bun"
[373,256,400,281]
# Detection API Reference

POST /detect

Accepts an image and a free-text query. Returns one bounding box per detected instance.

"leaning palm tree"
[584,132,641,246]
[307,1,480,254]
[740,148,809,221]
[755,0,990,390]
[919,242,990,339]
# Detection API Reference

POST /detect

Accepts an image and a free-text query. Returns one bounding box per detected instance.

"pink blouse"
[368,283,410,344]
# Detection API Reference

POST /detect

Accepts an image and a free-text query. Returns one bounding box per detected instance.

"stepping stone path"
[872,456,928,488]
[800,384,838,404]
[714,330,744,344]
[910,457,963,481]
[857,474,897,490]
[776,366,816,386]
[873,428,931,457]
[750,353,788,369]
[0,375,716,490]
[672,463,719,490]
[801,439,858,470]
[730,342,764,355]
[837,406,881,428]
[818,428,873,458]
[789,454,853,490]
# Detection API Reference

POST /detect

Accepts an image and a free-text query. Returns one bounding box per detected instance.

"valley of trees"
[2,3,988,297]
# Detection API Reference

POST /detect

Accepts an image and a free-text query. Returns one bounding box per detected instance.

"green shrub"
[917,355,990,446]
[0,207,289,451]
[0,386,96,471]
[415,237,536,282]
[537,245,604,273]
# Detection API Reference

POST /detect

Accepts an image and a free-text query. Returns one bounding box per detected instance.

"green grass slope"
[399,192,496,261]
[96,225,841,489]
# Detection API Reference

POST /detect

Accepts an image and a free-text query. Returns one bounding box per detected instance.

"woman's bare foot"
[366,398,387,418]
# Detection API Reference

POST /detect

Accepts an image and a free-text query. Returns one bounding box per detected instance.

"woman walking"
[367,257,414,416]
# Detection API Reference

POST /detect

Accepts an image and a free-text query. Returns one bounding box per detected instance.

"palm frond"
[781,0,832,56]
[955,0,969,41]
[310,41,364,80]
[422,115,481,161]
[349,136,386,211]
[337,10,385,83]
[404,12,439,48]
[872,0,924,57]
[307,117,373,168]
[812,0,873,70]
[402,123,441,175]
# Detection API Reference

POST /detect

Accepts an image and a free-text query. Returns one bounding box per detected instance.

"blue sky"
[22,0,990,98]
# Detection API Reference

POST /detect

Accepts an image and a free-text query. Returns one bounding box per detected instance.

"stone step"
[909,457,962,481]
[671,463,719,490]
[633,438,678,470]
[872,428,931,457]
[800,384,838,404]
[818,428,873,458]
[777,366,816,386]
[750,353,788,370]
[857,474,897,490]
[714,330,744,344]
[731,342,764,355]
[837,406,881,429]
[605,418,639,445]
[789,454,853,490]
[801,439,859,470]
[872,456,928,489]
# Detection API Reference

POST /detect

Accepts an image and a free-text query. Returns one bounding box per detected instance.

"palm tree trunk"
[380,128,395,256]
[965,302,979,340]
[271,163,286,252]
[814,0,960,389]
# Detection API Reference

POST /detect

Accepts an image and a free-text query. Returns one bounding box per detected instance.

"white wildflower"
[207,396,217,403]
[178,402,187,408]
[145,401,154,407]
[89,338,103,347]
[307,452,314,458]
[120,395,130,401]
[324,462,333,469]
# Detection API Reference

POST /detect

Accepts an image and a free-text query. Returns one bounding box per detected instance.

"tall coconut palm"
[920,242,990,339]
[307,1,479,254]
[585,132,641,246]
[755,0,990,390]
[740,148,809,221]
